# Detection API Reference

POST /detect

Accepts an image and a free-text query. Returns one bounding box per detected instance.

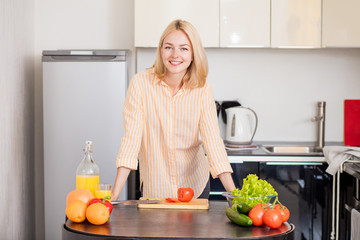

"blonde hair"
[153,19,208,88]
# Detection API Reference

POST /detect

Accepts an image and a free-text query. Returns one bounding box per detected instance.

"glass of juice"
[95,183,112,199]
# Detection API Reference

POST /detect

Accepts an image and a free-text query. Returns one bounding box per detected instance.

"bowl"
[222,192,276,208]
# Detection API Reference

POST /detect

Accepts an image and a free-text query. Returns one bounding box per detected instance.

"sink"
[262,145,323,155]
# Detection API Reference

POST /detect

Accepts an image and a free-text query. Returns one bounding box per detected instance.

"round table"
[63,201,295,240]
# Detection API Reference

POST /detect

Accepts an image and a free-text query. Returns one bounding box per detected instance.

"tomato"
[177,188,194,202]
[253,203,269,210]
[263,209,283,229]
[165,198,180,203]
[248,206,266,226]
[274,204,290,222]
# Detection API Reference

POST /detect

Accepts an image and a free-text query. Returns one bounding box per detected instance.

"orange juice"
[76,175,99,196]
[95,189,112,199]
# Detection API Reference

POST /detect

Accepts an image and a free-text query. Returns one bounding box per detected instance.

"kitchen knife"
[111,200,161,205]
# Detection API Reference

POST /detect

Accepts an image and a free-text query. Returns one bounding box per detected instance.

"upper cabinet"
[323,0,360,47]
[271,0,322,48]
[134,0,219,48]
[220,0,270,48]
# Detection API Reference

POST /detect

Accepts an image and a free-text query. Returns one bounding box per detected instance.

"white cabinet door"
[271,0,322,48]
[220,0,270,48]
[135,0,219,48]
[323,0,360,47]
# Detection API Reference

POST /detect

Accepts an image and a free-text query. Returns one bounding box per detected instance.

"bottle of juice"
[76,141,99,196]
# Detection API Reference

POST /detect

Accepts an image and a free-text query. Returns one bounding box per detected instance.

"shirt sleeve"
[199,83,233,178]
[116,74,144,169]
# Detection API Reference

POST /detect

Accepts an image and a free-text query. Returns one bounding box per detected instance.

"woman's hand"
[111,167,131,201]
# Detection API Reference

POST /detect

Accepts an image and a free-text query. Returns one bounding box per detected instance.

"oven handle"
[265,162,323,165]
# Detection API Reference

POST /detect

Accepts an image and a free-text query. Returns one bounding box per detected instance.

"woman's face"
[161,30,193,78]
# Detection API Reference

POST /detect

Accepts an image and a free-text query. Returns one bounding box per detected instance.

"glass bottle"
[76,141,99,196]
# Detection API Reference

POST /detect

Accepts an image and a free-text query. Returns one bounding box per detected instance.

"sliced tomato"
[165,198,180,203]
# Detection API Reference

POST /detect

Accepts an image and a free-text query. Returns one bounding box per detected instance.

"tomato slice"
[165,198,180,203]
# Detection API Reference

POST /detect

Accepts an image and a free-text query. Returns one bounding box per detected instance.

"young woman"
[111,19,235,200]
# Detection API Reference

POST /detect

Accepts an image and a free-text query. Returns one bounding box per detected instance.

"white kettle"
[225,106,258,145]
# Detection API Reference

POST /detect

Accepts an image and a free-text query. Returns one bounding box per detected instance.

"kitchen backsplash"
[136,47,360,142]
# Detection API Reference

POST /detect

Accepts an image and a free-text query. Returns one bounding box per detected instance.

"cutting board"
[344,99,360,146]
[137,198,209,210]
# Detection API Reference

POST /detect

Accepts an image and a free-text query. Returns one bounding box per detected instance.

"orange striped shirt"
[116,68,233,198]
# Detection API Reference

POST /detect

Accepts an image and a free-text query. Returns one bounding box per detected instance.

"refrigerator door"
[42,50,128,240]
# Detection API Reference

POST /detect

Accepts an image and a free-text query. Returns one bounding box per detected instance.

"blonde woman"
[112,19,235,200]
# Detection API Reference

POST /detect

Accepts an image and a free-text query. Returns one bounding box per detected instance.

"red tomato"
[177,188,194,202]
[253,203,269,209]
[248,206,266,226]
[274,204,290,222]
[263,209,283,229]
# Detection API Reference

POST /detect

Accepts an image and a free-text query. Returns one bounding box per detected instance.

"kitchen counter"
[63,201,295,240]
[225,141,343,163]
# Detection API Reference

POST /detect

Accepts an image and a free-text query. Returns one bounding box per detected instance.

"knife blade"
[111,200,161,205]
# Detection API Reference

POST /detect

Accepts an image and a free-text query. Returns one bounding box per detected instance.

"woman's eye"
[164,46,172,50]
[181,48,189,51]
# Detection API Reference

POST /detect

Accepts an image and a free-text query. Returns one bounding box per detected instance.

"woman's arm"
[218,172,236,192]
[111,167,132,201]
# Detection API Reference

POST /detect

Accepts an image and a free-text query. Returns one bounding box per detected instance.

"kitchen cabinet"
[220,0,270,48]
[323,0,360,47]
[271,0,322,48]
[134,0,219,48]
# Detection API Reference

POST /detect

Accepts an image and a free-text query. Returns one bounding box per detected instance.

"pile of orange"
[66,189,110,225]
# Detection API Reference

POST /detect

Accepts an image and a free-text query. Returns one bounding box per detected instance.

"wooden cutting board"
[137,198,209,210]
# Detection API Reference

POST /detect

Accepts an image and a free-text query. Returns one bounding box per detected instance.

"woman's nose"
[171,49,179,57]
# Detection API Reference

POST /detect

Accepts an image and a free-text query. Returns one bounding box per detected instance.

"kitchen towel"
[323,146,360,175]
[351,209,360,240]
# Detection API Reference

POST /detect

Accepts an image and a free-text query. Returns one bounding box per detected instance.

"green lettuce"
[231,174,278,208]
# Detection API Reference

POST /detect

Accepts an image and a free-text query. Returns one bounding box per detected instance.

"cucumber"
[236,202,252,215]
[225,208,253,227]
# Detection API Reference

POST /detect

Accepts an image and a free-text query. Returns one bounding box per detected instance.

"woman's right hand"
[111,167,132,201]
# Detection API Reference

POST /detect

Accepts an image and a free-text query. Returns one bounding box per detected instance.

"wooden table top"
[63,201,295,240]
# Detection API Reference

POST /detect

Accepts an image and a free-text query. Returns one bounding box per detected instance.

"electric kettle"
[225,106,258,145]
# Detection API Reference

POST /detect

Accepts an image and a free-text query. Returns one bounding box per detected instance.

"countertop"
[63,201,295,240]
[225,141,343,163]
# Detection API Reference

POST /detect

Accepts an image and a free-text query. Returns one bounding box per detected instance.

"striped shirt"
[116,68,233,198]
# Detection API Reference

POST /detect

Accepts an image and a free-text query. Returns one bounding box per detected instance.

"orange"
[86,203,110,225]
[66,200,87,223]
[66,189,94,206]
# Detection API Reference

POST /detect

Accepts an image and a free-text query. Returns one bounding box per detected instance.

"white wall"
[34,0,134,239]
[0,0,35,239]
[136,48,360,142]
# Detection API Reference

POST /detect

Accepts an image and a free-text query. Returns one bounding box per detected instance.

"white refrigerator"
[42,50,128,240]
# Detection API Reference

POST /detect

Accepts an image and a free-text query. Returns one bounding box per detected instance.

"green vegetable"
[225,208,253,227]
[236,202,252,215]
[231,174,278,208]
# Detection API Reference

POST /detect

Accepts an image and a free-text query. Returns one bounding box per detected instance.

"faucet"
[311,101,326,148]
